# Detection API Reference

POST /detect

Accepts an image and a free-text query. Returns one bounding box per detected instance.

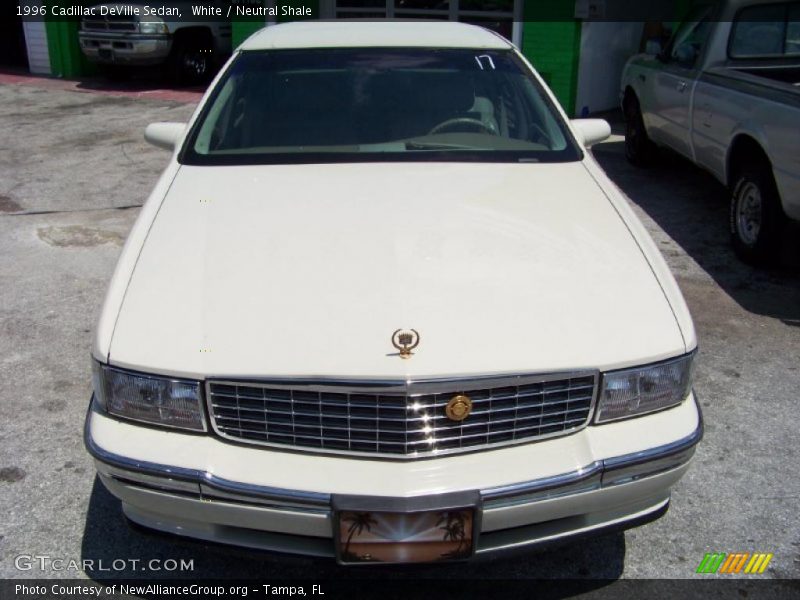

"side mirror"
[144,122,186,151]
[674,43,697,66]
[644,39,663,56]
[571,119,611,147]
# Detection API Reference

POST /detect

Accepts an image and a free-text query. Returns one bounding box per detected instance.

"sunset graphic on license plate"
[338,509,474,564]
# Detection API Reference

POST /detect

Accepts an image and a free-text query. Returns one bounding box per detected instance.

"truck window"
[669,9,713,68]
[787,4,800,55]
[729,2,800,58]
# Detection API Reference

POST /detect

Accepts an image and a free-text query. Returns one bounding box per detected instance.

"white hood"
[109,162,685,379]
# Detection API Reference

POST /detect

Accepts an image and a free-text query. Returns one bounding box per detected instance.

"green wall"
[231,19,265,49]
[45,1,96,78]
[520,0,582,116]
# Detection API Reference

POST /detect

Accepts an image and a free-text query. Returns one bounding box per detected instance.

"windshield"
[181,48,581,165]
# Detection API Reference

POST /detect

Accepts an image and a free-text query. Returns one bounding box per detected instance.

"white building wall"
[23,20,51,75]
[575,21,642,115]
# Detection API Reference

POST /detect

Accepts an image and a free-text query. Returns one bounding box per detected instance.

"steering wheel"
[428,117,498,136]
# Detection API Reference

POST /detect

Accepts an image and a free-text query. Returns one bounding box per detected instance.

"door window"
[669,9,713,68]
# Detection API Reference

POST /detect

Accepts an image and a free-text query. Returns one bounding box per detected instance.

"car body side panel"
[581,157,696,352]
[621,56,661,132]
[647,65,697,158]
[693,68,800,218]
[92,161,181,362]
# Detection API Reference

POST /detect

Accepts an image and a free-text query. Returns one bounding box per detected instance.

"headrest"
[365,72,475,113]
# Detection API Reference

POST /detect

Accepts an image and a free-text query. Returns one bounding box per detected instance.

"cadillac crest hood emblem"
[391,329,420,359]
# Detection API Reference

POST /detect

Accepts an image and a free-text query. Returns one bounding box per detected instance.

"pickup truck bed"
[719,63,800,86]
[697,65,800,114]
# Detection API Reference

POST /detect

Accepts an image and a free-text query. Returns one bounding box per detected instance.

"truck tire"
[624,98,655,167]
[729,164,785,265]
[169,36,211,87]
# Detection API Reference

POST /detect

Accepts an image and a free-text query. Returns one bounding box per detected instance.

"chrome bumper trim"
[481,461,603,503]
[482,394,702,503]
[602,392,703,485]
[476,498,671,556]
[85,399,330,510]
[85,393,702,513]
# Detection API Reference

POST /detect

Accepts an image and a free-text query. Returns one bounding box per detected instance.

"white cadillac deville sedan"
[85,22,701,564]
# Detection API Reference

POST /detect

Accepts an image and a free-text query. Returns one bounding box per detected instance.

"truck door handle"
[677,81,687,92]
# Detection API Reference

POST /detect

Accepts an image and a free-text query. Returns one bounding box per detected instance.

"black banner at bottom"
[2,579,799,600]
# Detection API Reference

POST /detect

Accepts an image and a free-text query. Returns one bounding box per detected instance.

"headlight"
[595,353,694,423]
[92,361,205,431]
[138,21,168,34]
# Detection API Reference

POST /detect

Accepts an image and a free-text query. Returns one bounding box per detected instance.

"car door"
[647,11,713,159]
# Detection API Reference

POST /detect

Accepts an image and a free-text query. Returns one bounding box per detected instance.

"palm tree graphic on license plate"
[339,509,474,563]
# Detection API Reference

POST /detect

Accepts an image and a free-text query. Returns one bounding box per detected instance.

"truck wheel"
[169,38,211,86]
[729,165,785,265]
[624,99,655,167]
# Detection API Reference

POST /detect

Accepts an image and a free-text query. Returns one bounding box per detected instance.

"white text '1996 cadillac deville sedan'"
[85,21,701,565]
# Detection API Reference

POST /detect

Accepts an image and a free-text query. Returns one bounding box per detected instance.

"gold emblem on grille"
[446,394,472,422]
[391,329,420,359]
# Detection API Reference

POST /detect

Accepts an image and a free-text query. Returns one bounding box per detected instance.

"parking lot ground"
[0,78,799,587]
[0,70,205,104]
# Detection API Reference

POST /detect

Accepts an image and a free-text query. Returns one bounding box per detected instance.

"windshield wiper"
[405,141,480,151]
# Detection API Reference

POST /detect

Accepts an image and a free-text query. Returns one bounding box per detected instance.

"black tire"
[169,37,212,87]
[624,97,655,167]
[729,164,785,265]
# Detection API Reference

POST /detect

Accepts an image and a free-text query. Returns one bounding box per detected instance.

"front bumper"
[85,393,702,560]
[78,32,172,66]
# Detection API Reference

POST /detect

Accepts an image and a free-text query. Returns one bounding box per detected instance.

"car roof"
[239,21,513,52]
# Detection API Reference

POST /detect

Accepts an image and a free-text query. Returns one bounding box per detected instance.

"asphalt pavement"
[0,76,798,587]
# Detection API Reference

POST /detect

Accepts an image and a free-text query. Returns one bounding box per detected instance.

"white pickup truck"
[621,0,800,264]
[79,1,232,85]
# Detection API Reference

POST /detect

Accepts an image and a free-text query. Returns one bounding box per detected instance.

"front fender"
[620,54,657,110]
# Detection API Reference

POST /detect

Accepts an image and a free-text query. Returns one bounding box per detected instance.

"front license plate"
[98,49,113,61]
[336,508,475,564]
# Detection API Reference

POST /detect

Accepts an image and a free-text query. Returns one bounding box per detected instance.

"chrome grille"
[207,373,597,458]
[82,17,138,32]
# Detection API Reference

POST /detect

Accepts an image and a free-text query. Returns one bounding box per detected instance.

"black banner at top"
[14,0,308,22]
[8,0,735,24]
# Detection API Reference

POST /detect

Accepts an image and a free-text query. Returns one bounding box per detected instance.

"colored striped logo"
[696,552,773,574]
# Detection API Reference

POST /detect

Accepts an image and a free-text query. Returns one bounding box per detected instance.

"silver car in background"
[621,0,800,264]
